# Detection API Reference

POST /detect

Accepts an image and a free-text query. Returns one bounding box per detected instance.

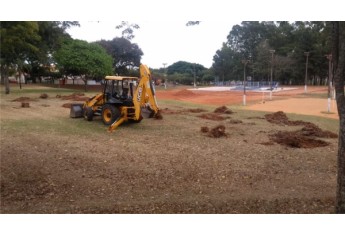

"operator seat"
[121,88,129,99]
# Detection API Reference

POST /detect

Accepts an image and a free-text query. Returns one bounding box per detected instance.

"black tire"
[102,104,121,125]
[84,106,94,121]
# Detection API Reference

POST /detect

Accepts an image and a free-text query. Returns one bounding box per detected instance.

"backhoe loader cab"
[70,64,161,132]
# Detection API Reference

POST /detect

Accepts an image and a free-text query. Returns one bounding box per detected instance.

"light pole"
[242,59,250,106]
[269,50,275,100]
[304,52,310,94]
[163,63,167,89]
[325,54,332,112]
[193,63,196,88]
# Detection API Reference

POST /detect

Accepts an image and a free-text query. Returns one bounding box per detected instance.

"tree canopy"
[212,21,332,85]
[54,39,113,79]
[97,37,143,75]
[0,21,79,93]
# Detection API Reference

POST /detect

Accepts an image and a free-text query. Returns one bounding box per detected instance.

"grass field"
[0,84,340,213]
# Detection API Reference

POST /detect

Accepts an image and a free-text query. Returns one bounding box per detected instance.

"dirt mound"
[12,97,32,102]
[39,93,48,99]
[214,106,234,114]
[270,131,329,148]
[62,103,73,108]
[60,93,89,101]
[201,125,227,138]
[266,111,337,148]
[155,111,163,120]
[21,102,30,108]
[200,126,209,133]
[197,113,226,121]
[264,111,309,126]
[174,89,195,97]
[300,123,338,138]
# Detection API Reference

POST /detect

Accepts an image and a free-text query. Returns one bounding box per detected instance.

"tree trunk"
[332,21,345,213]
[2,65,10,94]
[82,77,88,92]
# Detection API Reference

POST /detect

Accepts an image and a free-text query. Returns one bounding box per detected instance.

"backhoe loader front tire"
[102,104,120,126]
[84,107,94,121]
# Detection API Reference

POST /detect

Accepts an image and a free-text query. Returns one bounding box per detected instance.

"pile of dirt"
[39,93,48,99]
[59,93,90,101]
[155,111,163,120]
[300,123,338,138]
[12,97,33,102]
[265,111,338,148]
[21,102,30,108]
[270,131,330,148]
[62,103,73,108]
[214,106,234,114]
[197,113,226,121]
[200,126,209,133]
[264,111,309,126]
[174,89,195,97]
[201,125,227,138]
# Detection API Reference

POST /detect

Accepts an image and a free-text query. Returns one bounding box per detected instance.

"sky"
[66,21,240,69]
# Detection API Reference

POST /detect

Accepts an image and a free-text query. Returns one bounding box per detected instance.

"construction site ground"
[0,84,340,213]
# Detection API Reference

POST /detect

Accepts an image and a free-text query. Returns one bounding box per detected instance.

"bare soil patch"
[39,93,49,99]
[214,106,234,114]
[265,111,338,148]
[270,131,330,148]
[265,111,310,126]
[62,103,73,108]
[12,97,36,102]
[203,125,227,138]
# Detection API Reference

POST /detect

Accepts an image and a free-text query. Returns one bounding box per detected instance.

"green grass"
[1,85,339,136]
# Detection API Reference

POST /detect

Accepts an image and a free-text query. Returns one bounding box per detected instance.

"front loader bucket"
[70,103,84,118]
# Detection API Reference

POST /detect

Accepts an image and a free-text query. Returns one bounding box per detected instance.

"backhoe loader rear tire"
[84,107,94,121]
[102,104,120,126]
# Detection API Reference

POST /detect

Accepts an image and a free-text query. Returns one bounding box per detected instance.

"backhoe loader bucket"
[70,103,84,118]
[141,107,154,118]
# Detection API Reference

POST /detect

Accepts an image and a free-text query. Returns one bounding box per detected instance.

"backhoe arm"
[133,64,160,120]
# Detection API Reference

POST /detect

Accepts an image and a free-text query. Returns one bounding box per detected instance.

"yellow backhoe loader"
[70,64,161,132]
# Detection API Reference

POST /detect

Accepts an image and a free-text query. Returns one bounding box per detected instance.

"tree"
[213,43,242,82]
[97,37,143,75]
[0,21,41,94]
[331,21,345,213]
[115,21,140,40]
[54,39,113,91]
[0,21,80,89]
[29,22,79,78]
[215,21,331,85]
[186,21,201,26]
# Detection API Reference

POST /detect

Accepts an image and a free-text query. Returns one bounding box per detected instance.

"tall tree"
[213,43,242,82]
[54,39,113,90]
[332,21,345,213]
[115,21,140,40]
[97,37,143,75]
[30,21,79,81]
[0,21,40,93]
